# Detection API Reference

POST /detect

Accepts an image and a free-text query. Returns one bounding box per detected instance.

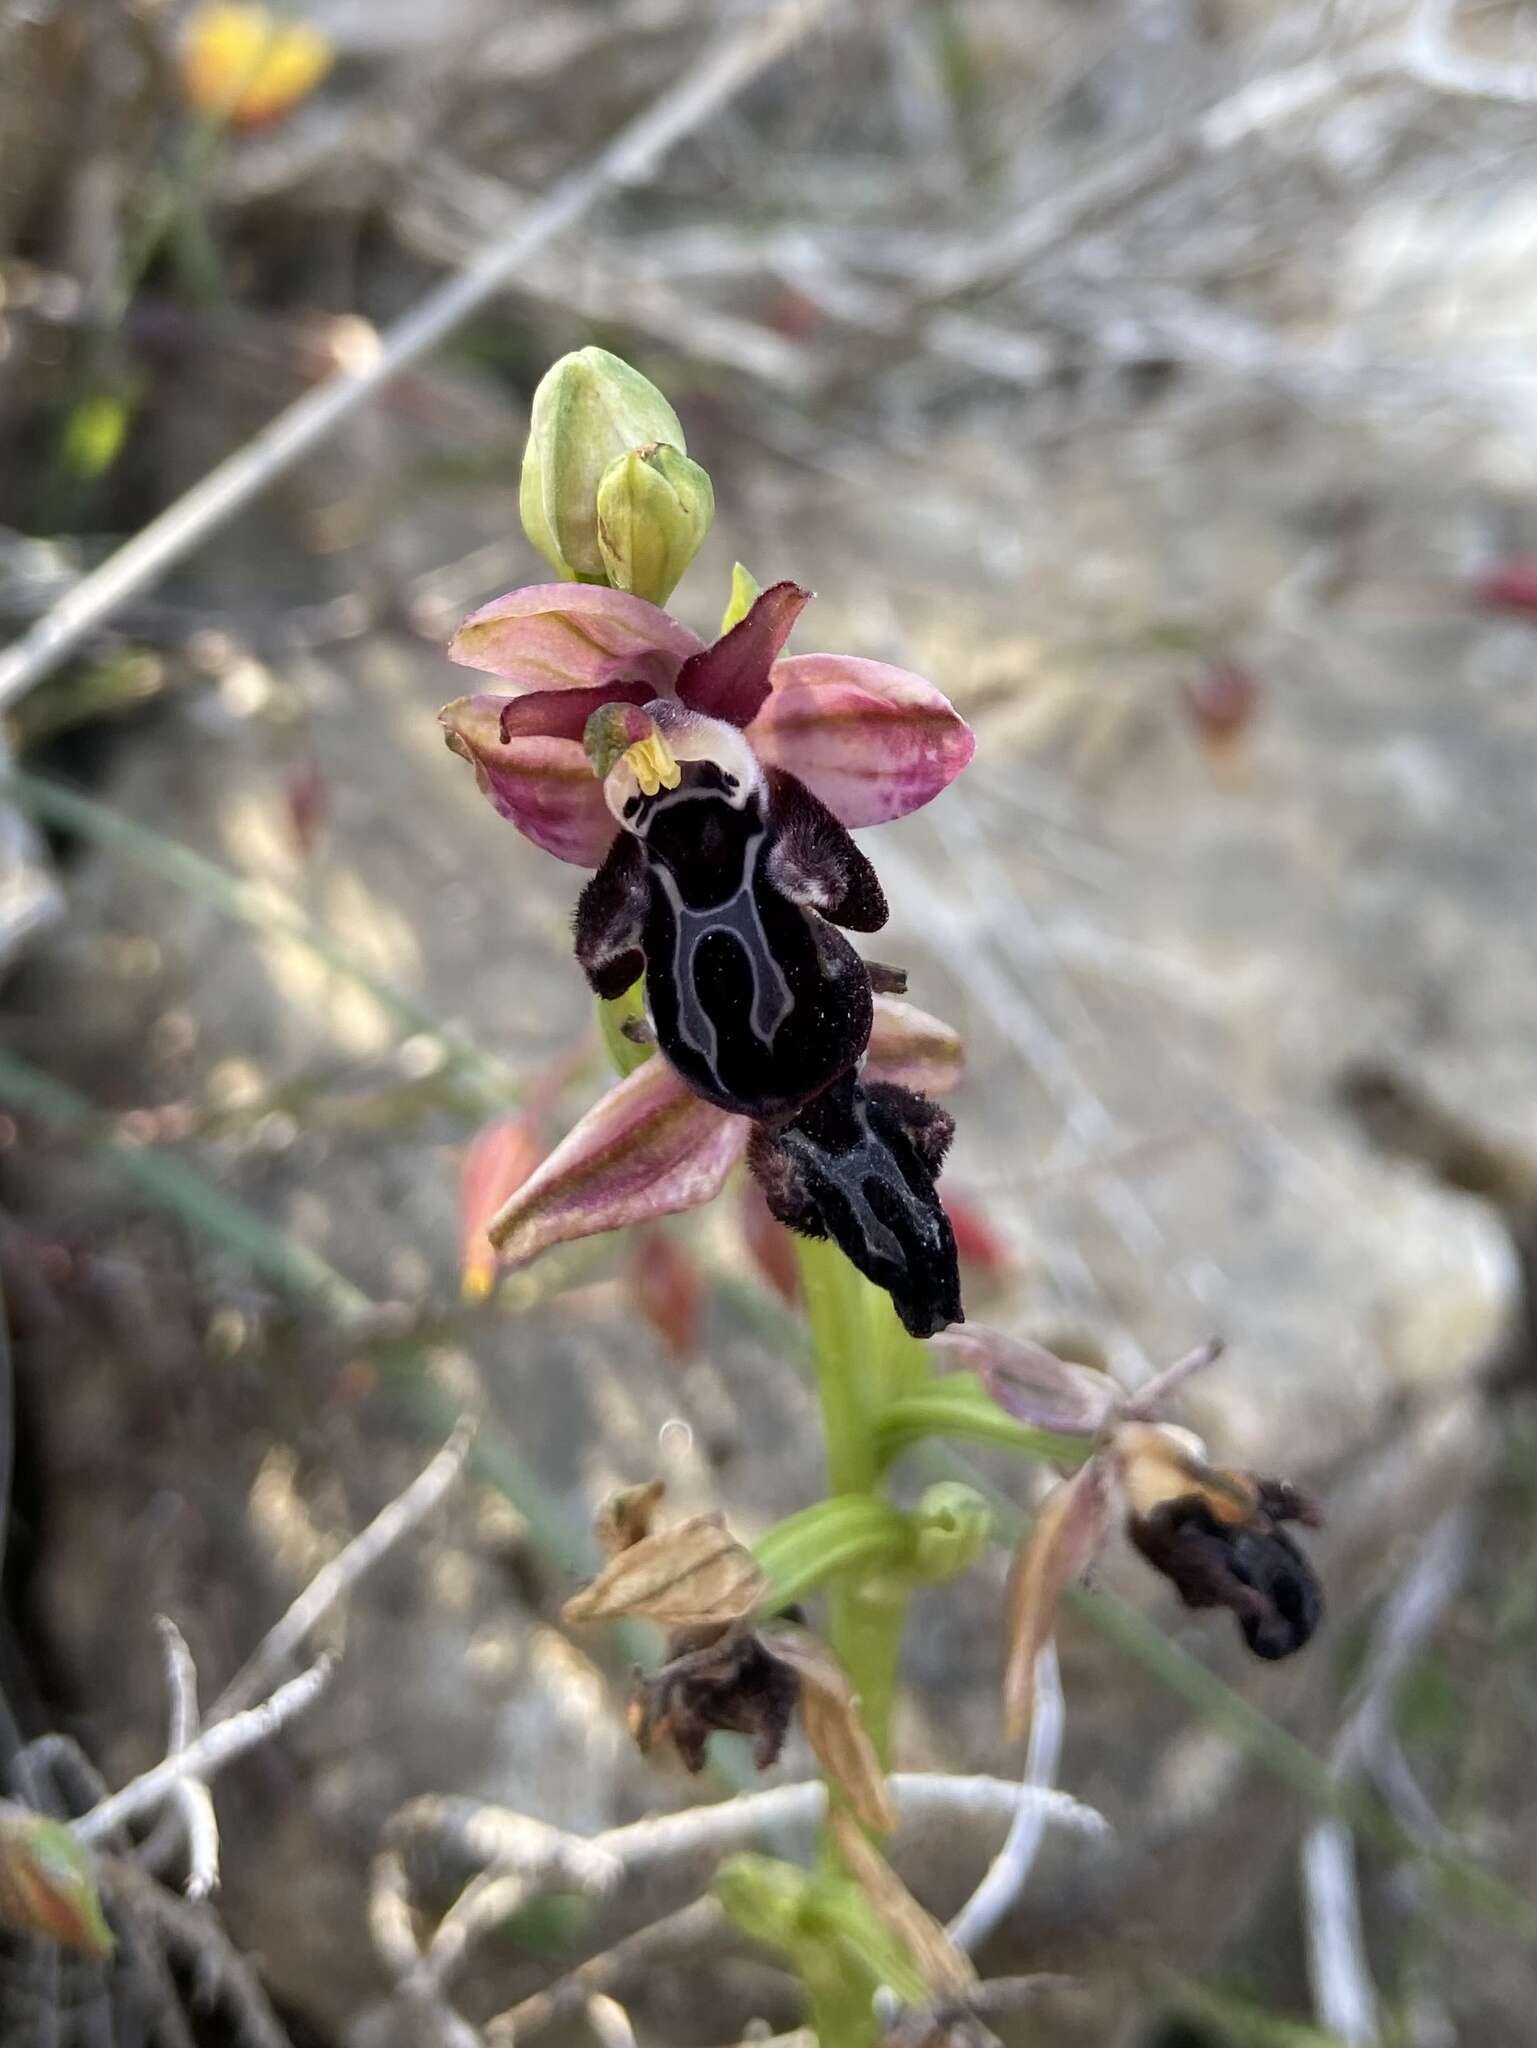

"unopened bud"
[907,1483,992,1585]
[597,444,714,605]
[519,347,700,584]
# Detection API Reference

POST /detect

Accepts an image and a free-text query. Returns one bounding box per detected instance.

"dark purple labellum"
[1126,1496,1322,1660]
[575,763,886,1121]
[748,1073,963,1338]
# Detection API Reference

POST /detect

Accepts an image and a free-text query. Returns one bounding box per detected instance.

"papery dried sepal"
[595,1479,668,1557]
[562,1514,767,1627]
[1003,1461,1112,1743]
[829,1810,975,1999]
[763,1624,896,1834]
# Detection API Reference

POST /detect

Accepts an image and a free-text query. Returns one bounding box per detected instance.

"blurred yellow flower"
[180,4,333,128]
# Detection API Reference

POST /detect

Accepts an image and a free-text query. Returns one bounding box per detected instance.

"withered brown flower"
[566,1485,895,1831]
[629,1622,801,1773]
[986,1337,1324,1739]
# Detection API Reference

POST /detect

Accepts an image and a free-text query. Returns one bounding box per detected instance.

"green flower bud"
[596,443,714,605]
[907,1482,993,1585]
[518,347,691,583]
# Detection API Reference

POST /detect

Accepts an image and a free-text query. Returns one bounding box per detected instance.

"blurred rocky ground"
[4,2,1537,2043]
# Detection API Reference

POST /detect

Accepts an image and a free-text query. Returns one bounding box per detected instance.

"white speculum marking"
[779,1097,937,1271]
[652,828,794,1076]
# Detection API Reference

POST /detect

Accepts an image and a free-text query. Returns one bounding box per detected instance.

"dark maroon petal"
[497,679,655,744]
[674,581,811,727]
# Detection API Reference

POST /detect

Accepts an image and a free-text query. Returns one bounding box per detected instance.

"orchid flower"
[438,579,974,867]
[932,1326,1324,1739]
[443,579,974,1331]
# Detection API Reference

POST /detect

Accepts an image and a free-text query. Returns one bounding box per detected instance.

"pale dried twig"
[1300,1508,1472,2046]
[212,1415,477,1718]
[585,1995,640,2048]
[71,1659,334,1850]
[155,1617,220,1901]
[947,1640,1065,1957]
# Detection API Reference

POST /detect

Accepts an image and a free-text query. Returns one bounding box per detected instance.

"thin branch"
[212,1417,476,1719]
[595,1773,1107,1880]
[0,0,832,710]
[947,1640,1064,1955]
[72,1659,333,1849]
[1300,1508,1473,2044]
[154,1618,219,1901]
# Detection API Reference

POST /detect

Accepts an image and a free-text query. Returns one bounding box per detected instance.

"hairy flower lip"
[441,582,974,866]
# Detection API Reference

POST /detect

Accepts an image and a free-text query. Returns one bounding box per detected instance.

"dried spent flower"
[966,1329,1323,1740]
[1122,1450,1323,1661]
[561,1512,766,1627]
[571,1490,892,1819]
[630,1622,802,1773]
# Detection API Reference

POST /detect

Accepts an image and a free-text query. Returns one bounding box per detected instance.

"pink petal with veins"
[675,581,810,727]
[932,1325,1117,1438]
[486,1057,751,1267]
[864,995,965,1096]
[448,583,703,695]
[439,694,618,866]
[748,654,975,825]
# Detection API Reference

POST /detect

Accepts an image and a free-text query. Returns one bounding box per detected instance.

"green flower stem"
[795,1237,877,1495]
[792,1236,904,1768]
